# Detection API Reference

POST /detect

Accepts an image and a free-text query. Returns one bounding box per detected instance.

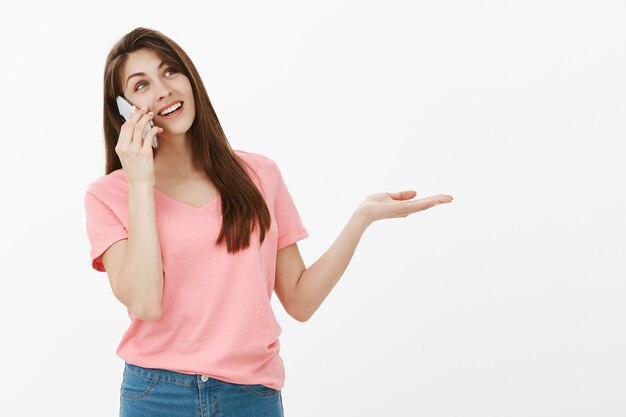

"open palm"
[358,190,453,225]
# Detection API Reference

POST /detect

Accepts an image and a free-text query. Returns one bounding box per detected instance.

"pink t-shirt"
[83,149,308,390]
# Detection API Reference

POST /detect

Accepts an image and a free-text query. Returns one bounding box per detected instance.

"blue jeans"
[120,362,284,417]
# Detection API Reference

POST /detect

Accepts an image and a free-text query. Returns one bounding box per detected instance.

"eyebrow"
[126,61,167,87]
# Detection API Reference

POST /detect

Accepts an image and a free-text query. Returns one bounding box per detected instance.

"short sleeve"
[274,163,309,250]
[84,189,128,272]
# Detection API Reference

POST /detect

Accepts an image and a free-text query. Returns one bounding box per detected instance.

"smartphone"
[116,95,159,148]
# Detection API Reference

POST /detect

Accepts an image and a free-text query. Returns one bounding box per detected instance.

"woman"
[84,27,453,417]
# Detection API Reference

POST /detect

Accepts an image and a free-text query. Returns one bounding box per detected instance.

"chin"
[164,118,194,135]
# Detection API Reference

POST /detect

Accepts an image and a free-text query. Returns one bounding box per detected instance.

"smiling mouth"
[158,101,184,117]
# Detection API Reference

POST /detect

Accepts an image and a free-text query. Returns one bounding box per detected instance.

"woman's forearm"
[117,184,164,320]
[291,209,370,322]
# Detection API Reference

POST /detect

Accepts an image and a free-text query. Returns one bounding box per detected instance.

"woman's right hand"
[115,105,163,188]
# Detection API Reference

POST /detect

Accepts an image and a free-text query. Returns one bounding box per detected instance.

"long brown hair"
[102,27,271,253]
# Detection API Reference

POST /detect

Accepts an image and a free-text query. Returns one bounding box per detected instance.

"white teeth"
[160,102,182,115]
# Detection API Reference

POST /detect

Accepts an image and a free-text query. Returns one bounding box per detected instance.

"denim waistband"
[124,362,229,388]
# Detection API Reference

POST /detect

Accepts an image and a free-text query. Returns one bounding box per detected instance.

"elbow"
[290,306,310,323]
[293,313,309,323]
[113,283,162,321]
[143,310,162,321]
[133,306,162,321]
[118,294,161,321]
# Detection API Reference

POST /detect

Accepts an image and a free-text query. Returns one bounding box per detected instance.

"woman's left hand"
[357,190,453,226]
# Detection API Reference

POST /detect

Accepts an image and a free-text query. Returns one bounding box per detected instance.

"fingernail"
[131,105,136,114]
[141,106,147,111]
[148,111,154,116]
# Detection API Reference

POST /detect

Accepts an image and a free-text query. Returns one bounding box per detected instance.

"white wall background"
[1,0,624,416]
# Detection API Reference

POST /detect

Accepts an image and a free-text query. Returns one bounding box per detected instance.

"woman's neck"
[153,133,200,178]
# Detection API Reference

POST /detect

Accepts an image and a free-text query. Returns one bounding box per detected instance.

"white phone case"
[116,96,159,148]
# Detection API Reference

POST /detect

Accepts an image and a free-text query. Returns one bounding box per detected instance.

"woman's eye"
[134,68,177,91]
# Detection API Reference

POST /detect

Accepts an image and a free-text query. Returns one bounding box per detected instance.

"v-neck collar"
[153,187,221,210]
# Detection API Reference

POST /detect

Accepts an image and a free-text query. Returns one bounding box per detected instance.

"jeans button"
[201,375,209,382]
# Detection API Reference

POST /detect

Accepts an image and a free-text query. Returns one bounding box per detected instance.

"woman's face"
[120,48,195,137]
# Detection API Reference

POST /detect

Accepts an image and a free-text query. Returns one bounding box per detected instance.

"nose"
[154,89,173,114]
[152,78,173,103]
[157,87,173,102]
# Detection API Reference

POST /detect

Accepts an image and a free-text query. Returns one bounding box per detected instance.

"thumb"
[388,190,417,200]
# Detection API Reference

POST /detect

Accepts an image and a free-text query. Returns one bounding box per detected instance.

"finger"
[124,105,147,130]
[396,195,453,219]
[131,112,155,147]
[388,190,417,200]
[143,126,163,151]
[117,119,134,150]
[127,106,149,139]
[404,196,447,211]
[132,105,149,124]
[431,195,454,206]
[119,105,146,147]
